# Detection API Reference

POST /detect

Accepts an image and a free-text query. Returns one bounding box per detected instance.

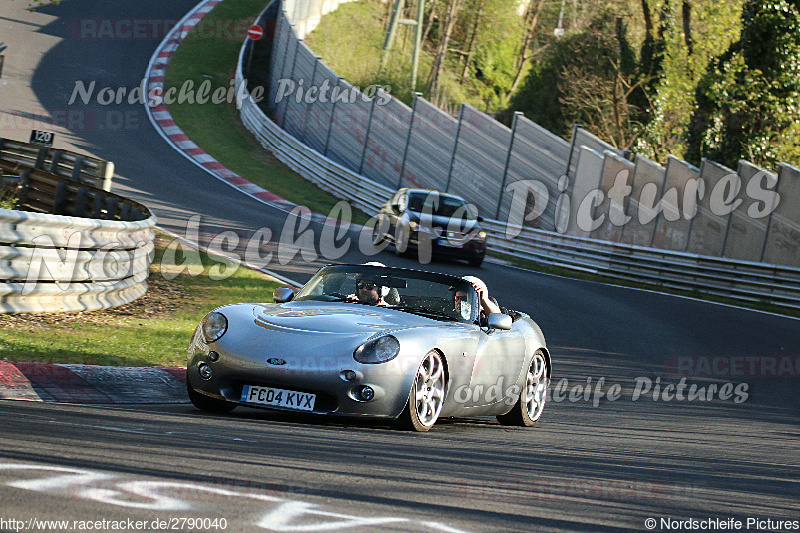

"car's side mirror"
[273,287,295,303]
[487,313,512,331]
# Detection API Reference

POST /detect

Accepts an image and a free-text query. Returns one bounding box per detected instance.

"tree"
[460,0,485,83]
[686,0,800,168]
[506,0,548,97]
[502,11,644,148]
[557,17,644,149]
[682,1,693,55]
[428,0,464,103]
[632,0,669,125]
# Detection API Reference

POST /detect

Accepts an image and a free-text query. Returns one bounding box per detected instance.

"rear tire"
[187,381,237,413]
[496,350,548,427]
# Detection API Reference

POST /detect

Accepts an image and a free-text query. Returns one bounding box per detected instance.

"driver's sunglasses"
[357,281,377,290]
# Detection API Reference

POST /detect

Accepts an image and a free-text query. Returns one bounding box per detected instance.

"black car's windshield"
[294,265,478,323]
[406,192,477,220]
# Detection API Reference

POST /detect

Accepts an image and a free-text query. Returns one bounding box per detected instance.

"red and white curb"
[0,361,187,404]
[143,0,362,230]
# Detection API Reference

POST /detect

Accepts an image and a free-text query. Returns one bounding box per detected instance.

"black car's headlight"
[201,312,228,343]
[354,335,400,364]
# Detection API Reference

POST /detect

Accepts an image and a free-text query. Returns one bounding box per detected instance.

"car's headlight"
[354,335,400,364]
[408,220,419,231]
[478,231,487,240]
[201,312,228,343]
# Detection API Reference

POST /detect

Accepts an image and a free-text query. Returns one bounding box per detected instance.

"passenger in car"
[454,288,471,318]
[462,275,502,324]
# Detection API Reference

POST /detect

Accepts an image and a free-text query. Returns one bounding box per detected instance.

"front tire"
[371,216,388,246]
[187,381,237,413]
[396,351,446,431]
[394,224,410,257]
[468,254,484,267]
[497,350,548,427]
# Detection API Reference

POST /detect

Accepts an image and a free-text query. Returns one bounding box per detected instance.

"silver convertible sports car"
[187,264,551,431]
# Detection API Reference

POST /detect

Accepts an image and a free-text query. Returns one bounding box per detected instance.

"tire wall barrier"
[0,159,155,313]
[236,0,800,309]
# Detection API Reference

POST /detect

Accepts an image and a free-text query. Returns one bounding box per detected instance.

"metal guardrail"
[1,159,144,221]
[0,160,156,313]
[482,220,800,309]
[0,138,114,192]
[233,19,800,311]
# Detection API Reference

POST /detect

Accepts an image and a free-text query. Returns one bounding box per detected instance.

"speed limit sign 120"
[30,130,55,147]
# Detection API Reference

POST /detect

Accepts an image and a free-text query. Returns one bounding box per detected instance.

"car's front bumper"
[407,233,486,260]
[187,327,417,419]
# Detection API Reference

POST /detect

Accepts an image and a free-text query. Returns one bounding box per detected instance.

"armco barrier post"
[270,19,297,114]
[564,123,580,179]
[102,161,114,192]
[280,37,302,129]
[301,56,321,145]
[398,92,422,189]
[275,15,294,110]
[445,104,465,193]
[496,111,523,219]
[359,92,378,174]
[268,13,287,105]
[323,77,344,157]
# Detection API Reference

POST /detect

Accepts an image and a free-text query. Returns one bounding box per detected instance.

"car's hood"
[251,301,438,336]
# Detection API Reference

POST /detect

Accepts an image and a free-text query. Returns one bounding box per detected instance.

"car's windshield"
[406,192,477,220]
[294,265,478,323]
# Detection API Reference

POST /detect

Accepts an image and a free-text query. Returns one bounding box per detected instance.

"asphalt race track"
[1,1,799,532]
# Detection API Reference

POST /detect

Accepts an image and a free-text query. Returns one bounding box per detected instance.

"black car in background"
[371,188,487,267]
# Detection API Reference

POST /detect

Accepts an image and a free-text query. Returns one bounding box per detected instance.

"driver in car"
[349,275,388,305]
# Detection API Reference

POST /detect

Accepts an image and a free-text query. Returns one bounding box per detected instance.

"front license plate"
[241,385,316,411]
[437,238,461,248]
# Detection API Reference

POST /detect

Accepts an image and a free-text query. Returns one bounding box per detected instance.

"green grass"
[0,233,282,367]
[0,184,18,209]
[163,0,369,224]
